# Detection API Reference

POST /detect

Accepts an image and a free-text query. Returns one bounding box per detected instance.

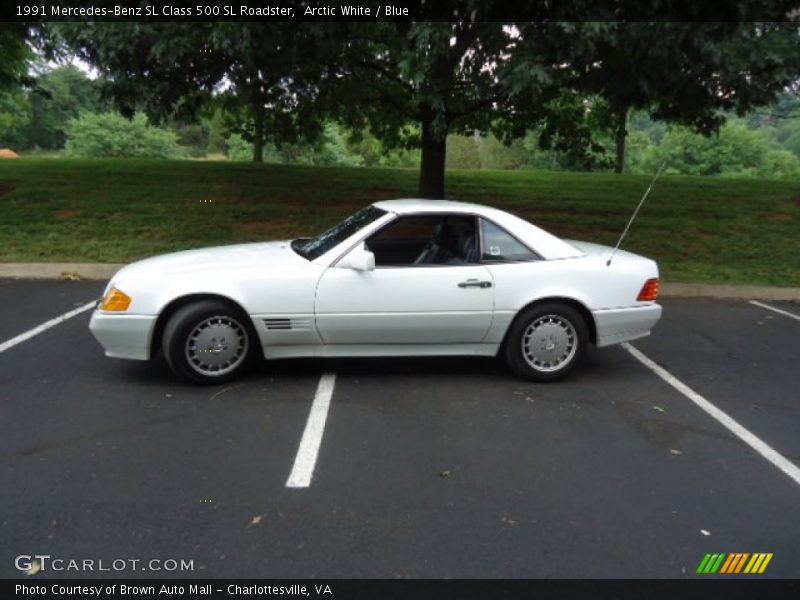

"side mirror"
[339,243,375,271]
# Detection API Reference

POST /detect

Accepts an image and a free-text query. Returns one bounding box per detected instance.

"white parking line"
[0,301,96,355]
[623,342,800,487]
[286,372,337,488]
[748,300,800,322]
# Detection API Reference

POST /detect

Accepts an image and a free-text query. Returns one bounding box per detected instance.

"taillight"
[637,278,660,301]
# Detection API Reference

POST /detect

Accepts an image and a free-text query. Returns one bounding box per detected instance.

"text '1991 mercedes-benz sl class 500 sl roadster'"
[90,199,662,384]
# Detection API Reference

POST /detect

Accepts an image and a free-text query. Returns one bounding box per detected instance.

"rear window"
[480,218,538,262]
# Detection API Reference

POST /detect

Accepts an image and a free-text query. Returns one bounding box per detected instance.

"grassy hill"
[0,158,798,286]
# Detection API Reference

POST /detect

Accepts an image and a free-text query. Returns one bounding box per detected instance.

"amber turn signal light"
[637,278,660,301]
[100,287,132,311]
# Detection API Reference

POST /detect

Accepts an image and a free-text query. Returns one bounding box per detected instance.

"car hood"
[114,240,306,281]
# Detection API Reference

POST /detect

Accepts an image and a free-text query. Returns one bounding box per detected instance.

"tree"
[0,25,36,149]
[0,88,31,149]
[539,22,800,173]
[26,64,102,149]
[48,23,224,115]
[329,21,514,198]
[51,23,329,162]
[0,24,33,90]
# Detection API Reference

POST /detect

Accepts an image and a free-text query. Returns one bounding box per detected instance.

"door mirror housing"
[339,243,375,271]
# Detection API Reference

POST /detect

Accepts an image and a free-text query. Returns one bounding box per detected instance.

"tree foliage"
[328,20,515,197]
[0,88,31,149]
[0,24,33,90]
[26,64,103,149]
[523,22,800,173]
[50,23,330,162]
[36,14,800,189]
[638,121,800,179]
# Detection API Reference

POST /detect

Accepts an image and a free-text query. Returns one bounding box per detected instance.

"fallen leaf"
[249,515,264,526]
[670,449,682,456]
[700,529,711,536]
[165,393,173,399]
[653,405,666,413]
[439,470,451,478]
[60,272,81,281]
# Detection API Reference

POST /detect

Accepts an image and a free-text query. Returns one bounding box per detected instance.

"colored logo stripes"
[696,553,773,574]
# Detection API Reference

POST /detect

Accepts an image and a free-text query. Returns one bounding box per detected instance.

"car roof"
[373,198,494,215]
[372,198,583,260]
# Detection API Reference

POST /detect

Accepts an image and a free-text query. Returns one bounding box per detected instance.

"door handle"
[458,279,492,289]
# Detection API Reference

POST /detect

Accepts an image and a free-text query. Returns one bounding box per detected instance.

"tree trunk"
[419,118,447,199]
[613,104,629,174]
[252,100,265,163]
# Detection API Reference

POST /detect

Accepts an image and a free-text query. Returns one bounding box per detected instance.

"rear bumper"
[592,304,662,347]
[89,310,157,360]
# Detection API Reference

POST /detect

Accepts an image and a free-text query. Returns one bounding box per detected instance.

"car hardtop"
[371,199,583,260]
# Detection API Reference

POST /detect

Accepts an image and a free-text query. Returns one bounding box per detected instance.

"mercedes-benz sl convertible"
[89,199,662,384]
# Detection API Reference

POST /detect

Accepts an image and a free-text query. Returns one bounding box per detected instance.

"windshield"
[294,205,387,261]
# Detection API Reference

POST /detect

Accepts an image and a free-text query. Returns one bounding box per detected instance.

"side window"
[479,218,538,262]
[366,215,478,267]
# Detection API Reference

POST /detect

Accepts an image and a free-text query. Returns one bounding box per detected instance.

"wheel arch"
[150,293,252,358]
[500,296,597,352]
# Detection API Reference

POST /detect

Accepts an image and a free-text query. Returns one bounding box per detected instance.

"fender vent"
[263,318,312,331]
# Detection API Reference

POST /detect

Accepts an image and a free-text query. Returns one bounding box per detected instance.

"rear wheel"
[505,303,588,381]
[162,300,256,384]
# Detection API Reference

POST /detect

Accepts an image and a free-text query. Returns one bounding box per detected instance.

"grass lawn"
[0,158,798,286]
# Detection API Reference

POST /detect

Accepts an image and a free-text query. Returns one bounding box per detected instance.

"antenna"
[606,161,667,267]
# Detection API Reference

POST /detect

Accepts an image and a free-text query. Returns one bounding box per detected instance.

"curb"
[1,263,798,302]
[661,283,800,302]
[0,263,124,280]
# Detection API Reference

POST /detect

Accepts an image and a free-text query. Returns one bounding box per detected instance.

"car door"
[314,214,495,345]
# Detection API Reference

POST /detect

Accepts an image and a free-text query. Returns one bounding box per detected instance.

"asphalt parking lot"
[1,279,798,579]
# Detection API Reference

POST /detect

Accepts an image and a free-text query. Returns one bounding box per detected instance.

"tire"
[162,300,256,384]
[504,303,589,382]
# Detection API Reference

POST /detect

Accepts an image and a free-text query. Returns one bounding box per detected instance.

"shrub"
[64,112,184,159]
[225,133,254,161]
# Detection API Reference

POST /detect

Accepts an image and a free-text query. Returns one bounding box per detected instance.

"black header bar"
[5,0,800,22]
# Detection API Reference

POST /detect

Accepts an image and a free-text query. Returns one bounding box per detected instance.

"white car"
[89,199,662,384]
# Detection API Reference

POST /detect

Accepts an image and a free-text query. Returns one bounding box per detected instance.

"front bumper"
[89,310,157,360]
[592,303,662,347]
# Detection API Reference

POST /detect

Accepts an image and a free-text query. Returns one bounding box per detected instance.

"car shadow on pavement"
[110,344,627,387]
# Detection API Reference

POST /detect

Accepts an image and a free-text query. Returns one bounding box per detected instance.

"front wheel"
[504,303,588,382]
[162,300,256,384]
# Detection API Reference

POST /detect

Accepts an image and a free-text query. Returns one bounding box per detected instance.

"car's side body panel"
[314,264,495,344]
